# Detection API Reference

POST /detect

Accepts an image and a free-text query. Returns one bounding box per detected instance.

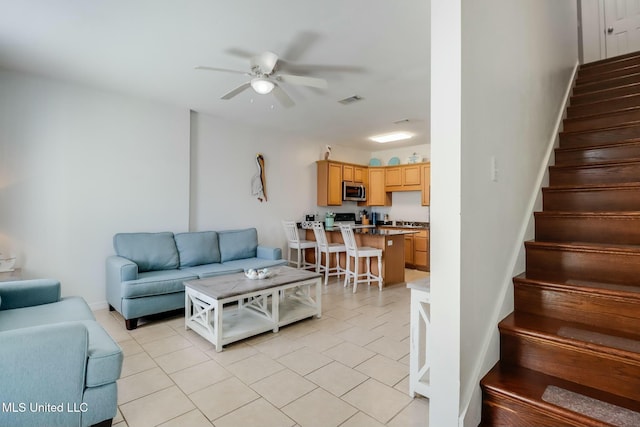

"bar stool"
[312,221,346,285]
[339,224,383,293]
[282,220,317,270]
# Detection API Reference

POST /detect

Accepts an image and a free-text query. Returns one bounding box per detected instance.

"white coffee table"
[184,266,322,352]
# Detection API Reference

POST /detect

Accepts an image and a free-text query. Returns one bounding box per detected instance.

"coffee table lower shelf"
[185,273,321,352]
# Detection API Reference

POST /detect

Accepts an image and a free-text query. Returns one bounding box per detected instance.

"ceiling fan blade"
[225,47,256,59]
[251,51,279,75]
[195,66,248,75]
[277,74,328,89]
[271,85,294,108]
[221,82,252,100]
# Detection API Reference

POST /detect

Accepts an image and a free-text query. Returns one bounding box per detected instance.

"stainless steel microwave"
[343,181,366,201]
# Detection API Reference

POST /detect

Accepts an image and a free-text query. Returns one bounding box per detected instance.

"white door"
[605,0,640,57]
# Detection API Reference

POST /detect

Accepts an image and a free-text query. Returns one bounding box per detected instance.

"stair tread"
[500,312,640,358]
[564,105,640,122]
[556,139,640,153]
[560,121,640,137]
[581,51,640,69]
[574,71,640,91]
[567,94,640,119]
[535,210,640,217]
[577,65,640,86]
[544,181,640,191]
[571,82,640,100]
[526,239,640,253]
[549,156,640,169]
[482,363,640,420]
[514,272,640,299]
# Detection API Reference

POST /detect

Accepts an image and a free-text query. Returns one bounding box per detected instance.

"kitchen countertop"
[325,227,419,236]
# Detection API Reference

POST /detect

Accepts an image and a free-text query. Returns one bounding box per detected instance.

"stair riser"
[571,84,640,105]
[559,126,640,148]
[501,333,640,401]
[563,109,640,132]
[577,65,640,87]
[567,95,640,118]
[555,143,640,165]
[573,74,640,96]
[578,55,640,78]
[549,163,640,186]
[525,244,640,285]
[481,391,592,427]
[535,214,640,245]
[543,187,640,211]
[514,282,640,335]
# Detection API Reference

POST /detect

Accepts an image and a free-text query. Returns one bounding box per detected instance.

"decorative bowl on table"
[0,256,16,272]
[244,268,274,280]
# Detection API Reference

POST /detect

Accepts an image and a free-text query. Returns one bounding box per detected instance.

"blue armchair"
[0,279,123,427]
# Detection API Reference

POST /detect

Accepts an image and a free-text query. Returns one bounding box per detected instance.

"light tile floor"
[95,269,430,427]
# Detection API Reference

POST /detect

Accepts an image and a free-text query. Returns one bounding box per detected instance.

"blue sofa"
[0,279,123,427]
[106,228,286,330]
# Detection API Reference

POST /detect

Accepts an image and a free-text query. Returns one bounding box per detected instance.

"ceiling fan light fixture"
[369,132,413,143]
[251,78,275,94]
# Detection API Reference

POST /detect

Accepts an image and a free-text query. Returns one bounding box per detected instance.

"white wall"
[457,1,578,425]
[189,111,372,251]
[370,144,430,165]
[430,1,462,425]
[0,70,190,307]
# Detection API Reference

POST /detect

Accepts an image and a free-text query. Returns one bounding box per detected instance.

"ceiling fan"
[195,51,328,107]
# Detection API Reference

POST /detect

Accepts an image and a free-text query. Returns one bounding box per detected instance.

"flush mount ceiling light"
[250,78,275,94]
[369,132,413,143]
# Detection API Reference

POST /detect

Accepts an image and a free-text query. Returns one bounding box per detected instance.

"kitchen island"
[304,226,418,286]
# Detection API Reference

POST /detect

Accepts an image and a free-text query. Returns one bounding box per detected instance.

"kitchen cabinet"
[385,164,424,192]
[381,227,429,271]
[367,168,392,206]
[414,229,429,271]
[343,164,365,183]
[317,161,343,206]
[385,167,402,187]
[404,234,414,265]
[421,164,430,206]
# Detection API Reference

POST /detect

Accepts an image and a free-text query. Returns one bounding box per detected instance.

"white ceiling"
[0,1,430,150]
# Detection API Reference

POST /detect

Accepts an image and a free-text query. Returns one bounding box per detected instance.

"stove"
[333,212,356,226]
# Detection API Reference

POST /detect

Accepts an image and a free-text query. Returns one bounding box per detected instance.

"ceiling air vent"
[338,95,364,105]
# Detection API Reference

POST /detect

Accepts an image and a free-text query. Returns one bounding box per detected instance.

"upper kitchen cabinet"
[343,164,366,183]
[317,160,343,206]
[421,163,430,206]
[385,164,425,192]
[367,167,392,206]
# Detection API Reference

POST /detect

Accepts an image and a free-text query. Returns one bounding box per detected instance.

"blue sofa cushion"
[218,228,258,262]
[121,270,198,298]
[222,258,288,271]
[182,263,244,279]
[175,231,220,267]
[0,296,94,331]
[114,232,179,273]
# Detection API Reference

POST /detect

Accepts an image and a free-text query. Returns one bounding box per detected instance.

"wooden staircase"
[480,51,640,426]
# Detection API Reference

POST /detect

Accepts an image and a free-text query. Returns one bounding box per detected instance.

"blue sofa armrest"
[0,279,60,311]
[0,322,89,427]
[257,245,282,260]
[106,255,138,283]
[106,255,138,312]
